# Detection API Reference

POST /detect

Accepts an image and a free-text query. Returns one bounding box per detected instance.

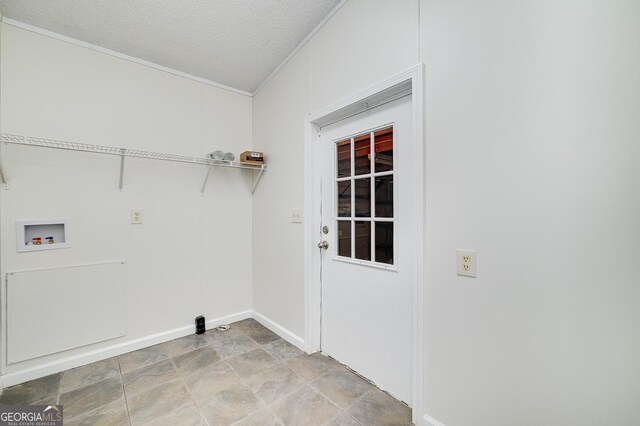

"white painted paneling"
[309,0,418,111]
[0,24,202,153]
[7,262,125,364]
[252,44,310,338]
[0,24,253,381]
[201,84,254,320]
[420,0,640,425]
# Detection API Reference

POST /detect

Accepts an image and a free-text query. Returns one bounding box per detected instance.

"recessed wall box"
[239,151,264,164]
[16,218,70,253]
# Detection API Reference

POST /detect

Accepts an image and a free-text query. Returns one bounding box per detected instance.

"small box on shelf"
[239,151,264,165]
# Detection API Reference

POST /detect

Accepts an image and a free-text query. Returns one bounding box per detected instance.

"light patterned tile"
[235,407,280,426]
[59,377,124,420]
[231,319,263,334]
[204,327,245,345]
[270,385,340,426]
[61,358,120,393]
[262,339,303,361]
[63,399,129,426]
[0,373,62,405]
[181,361,241,401]
[119,344,169,373]
[309,368,374,409]
[231,319,280,345]
[346,389,412,426]
[160,334,209,358]
[123,359,177,397]
[227,348,280,378]
[127,379,193,426]
[324,412,361,426]
[247,327,281,346]
[172,346,221,374]
[209,334,259,359]
[242,364,304,405]
[197,383,262,425]
[32,395,59,406]
[143,403,205,426]
[286,353,340,382]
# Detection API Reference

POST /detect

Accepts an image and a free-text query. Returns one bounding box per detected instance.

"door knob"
[318,241,329,250]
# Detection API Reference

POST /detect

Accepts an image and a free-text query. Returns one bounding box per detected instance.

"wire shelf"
[0,133,265,171]
[0,133,266,192]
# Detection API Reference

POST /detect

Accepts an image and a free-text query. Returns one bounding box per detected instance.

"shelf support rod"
[251,168,265,194]
[118,149,125,190]
[0,159,7,189]
[201,163,214,193]
[0,142,8,189]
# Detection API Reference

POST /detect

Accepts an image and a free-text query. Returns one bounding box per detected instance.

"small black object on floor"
[195,316,205,334]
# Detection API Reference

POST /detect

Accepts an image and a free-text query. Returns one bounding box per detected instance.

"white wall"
[254,0,640,425]
[309,0,419,111]
[420,0,640,425]
[0,23,253,380]
[3,1,639,423]
[251,44,310,338]
[251,0,419,342]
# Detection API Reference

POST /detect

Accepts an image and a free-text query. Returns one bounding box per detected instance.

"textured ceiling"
[0,0,341,93]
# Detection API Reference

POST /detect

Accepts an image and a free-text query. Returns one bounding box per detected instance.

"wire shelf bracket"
[0,159,8,189]
[200,161,266,194]
[251,168,265,194]
[0,133,267,193]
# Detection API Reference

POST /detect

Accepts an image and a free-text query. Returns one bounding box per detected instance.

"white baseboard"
[424,413,447,426]
[251,311,305,351]
[0,310,252,388]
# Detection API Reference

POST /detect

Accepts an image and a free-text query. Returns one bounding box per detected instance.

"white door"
[319,95,413,403]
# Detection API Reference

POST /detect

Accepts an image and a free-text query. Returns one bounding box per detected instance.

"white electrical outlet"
[291,209,303,223]
[457,249,477,278]
[131,210,144,224]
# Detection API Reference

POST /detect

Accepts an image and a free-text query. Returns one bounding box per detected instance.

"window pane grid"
[337,217,394,222]
[370,132,375,262]
[338,170,394,180]
[334,126,394,266]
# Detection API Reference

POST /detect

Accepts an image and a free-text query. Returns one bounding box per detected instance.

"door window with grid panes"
[335,125,395,266]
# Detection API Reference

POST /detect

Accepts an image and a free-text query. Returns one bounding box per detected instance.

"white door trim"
[303,63,425,425]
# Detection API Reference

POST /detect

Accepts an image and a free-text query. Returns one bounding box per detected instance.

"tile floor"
[0,319,412,425]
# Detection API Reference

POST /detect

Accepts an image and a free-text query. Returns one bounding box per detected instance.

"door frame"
[303,63,424,424]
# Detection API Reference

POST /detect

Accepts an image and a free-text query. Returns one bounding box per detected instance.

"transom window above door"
[335,125,395,267]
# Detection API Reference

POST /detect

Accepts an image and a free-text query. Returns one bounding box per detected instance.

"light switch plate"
[131,210,144,224]
[291,209,303,223]
[457,249,476,278]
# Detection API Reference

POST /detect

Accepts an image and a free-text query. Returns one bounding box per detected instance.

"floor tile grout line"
[309,384,358,415]
[235,381,269,422]
[344,389,374,415]
[344,410,364,425]
[175,344,267,425]
[261,402,284,426]
[56,369,63,405]
[117,356,133,426]
[128,355,202,426]
[121,359,179,401]
[320,411,344,426]
[237,362,305,409]
[295,360,376,425]
[170,355,211,426]
[309,367,376,411]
